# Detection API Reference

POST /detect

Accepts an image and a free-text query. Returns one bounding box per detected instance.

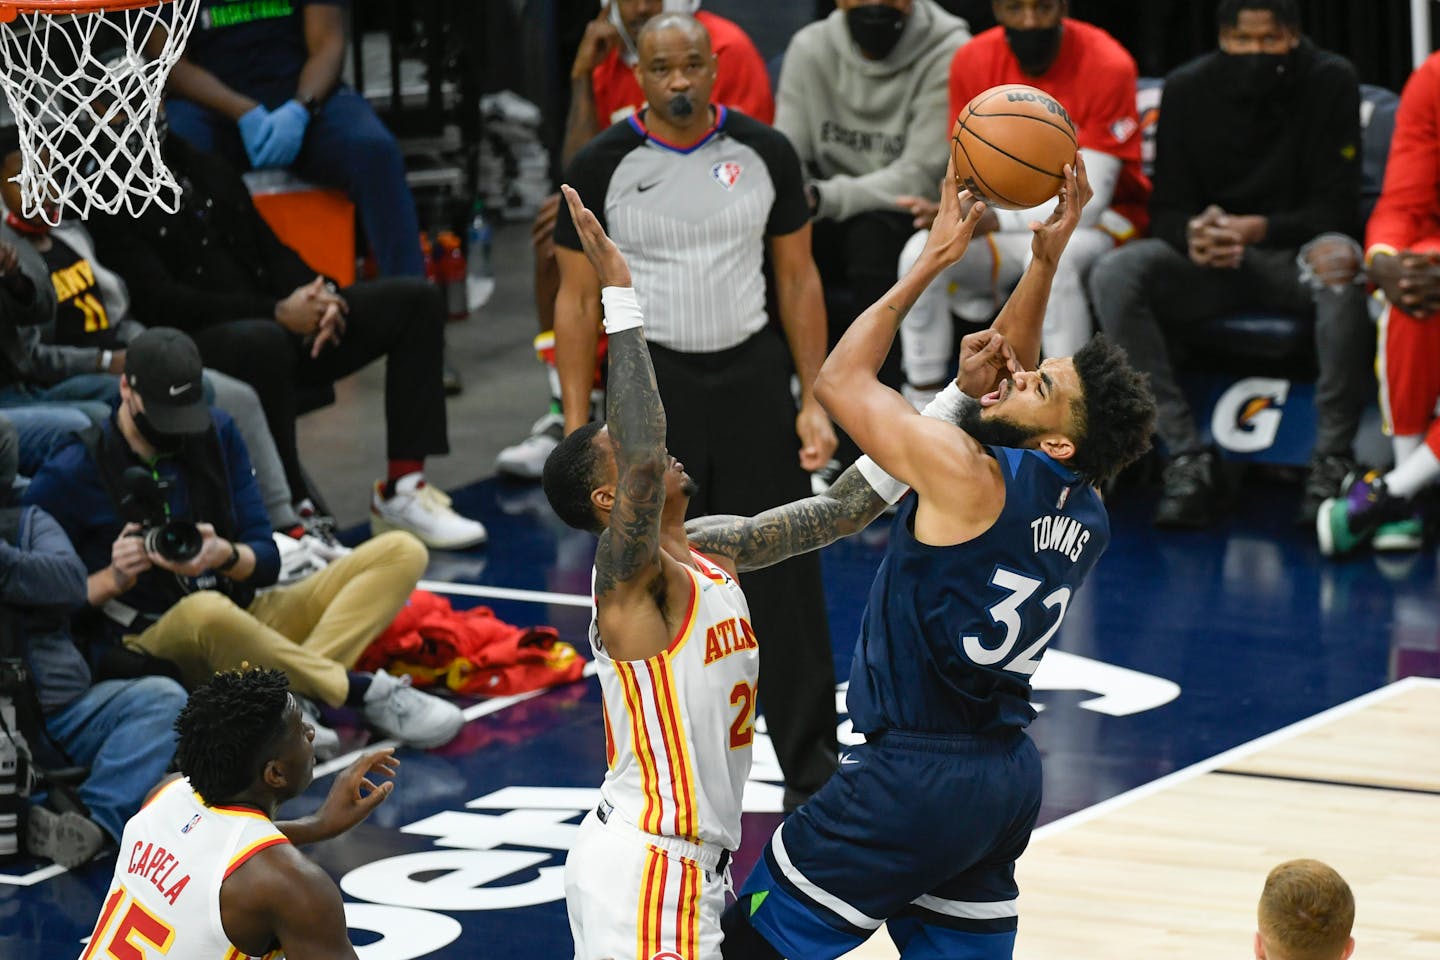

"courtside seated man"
[722,157,1156,959]
[77,668,399,959]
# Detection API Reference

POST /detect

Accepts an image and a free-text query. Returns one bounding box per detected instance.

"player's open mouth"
[981,381,1011,408]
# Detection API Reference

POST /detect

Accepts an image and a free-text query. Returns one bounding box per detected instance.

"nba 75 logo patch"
[711,161,743,190]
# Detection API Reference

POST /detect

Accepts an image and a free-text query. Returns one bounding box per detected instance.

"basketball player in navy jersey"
[721,158,1156,959]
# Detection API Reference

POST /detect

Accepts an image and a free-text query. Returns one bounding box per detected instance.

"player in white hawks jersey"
[542,183,908,960]
[77,668,398,960]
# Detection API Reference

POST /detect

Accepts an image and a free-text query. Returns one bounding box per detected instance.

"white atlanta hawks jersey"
[80,777,289,960]
[591,549,759,851]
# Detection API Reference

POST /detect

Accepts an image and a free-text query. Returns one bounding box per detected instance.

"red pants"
[1379,238,1440,458]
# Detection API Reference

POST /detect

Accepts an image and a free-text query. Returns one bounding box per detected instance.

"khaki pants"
[127,531,427,706]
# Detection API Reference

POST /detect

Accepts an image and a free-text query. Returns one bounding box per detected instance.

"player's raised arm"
[559,185,668,602]
[813,155,991,493]
[685,464,890,572]
[987,157,1093,378]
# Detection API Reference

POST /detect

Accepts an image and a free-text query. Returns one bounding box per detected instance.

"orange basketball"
[950,84,1078,210]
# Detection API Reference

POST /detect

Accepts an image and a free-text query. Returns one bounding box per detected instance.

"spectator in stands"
[776,0,969,423]
[1318,50,1440,556]
[1088,0,1374,528]
[154,0,426,280]
[896,0,1149,407]
[553,13,838,809]
[0,413,187,869]
[86,130,487,549]
[22,329,464,756]
[1255,859,1355,960]
[497,0,774,479]
[0,127,327,560]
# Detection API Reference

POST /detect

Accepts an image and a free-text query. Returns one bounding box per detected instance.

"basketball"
[950,84,1078,211]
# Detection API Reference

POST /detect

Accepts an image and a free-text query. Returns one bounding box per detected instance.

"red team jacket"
[947,19,1151,236]
[1367,51,1440,254]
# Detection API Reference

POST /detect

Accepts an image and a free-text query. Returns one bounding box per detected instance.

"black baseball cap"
[124,328,210,435]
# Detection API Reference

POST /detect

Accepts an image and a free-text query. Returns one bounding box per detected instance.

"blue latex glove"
[252,99,310,169]
[236,105,271,168]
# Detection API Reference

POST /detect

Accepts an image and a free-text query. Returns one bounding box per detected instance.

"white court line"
[0,863,66,888]
[1032,675,1439,842]
[417,580,593,608]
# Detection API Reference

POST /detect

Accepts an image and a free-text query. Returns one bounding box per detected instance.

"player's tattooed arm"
[686,463,888,572]
[557,182,669,601]
[594,325,668,596]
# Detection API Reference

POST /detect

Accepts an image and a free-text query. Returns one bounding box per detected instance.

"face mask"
[131,404,187,454]
[666,92,696,120]
[1225,51,1293,97]
[1005,24,1063,76]
[846,4,906,61]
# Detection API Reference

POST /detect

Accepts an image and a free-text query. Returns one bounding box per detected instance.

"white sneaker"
[361,669,464,749]
[296,503,352,562]
[496,411,563,479]
[295,696,342,760]
[371,474,488,549]
[273,532,326,585]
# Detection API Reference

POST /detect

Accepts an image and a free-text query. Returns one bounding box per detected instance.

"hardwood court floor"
[848,678,1440,959]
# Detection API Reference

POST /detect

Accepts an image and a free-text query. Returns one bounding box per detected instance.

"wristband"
[1364,243,1399,269]
[601,286,644,335]
[920,380,971,424]
[855,455,909,505]
[215,541,241,573]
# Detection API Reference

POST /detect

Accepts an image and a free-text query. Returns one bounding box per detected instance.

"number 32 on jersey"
[963,568,1072,676]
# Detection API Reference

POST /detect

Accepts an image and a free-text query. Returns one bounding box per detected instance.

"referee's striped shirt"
[554,106,811,354]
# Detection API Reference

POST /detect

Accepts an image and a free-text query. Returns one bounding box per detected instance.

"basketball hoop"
[0,0,199,224]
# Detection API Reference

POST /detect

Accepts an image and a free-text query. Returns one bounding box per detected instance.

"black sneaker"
[1297,452,1355,526]
[1153,449,1223,528]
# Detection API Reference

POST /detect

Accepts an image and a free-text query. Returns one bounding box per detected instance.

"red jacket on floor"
[359,590,586,697]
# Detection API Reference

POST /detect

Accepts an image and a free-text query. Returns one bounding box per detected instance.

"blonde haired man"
[1255,859,1355,960]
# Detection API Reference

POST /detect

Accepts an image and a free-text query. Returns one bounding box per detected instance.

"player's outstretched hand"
[560,183,632,289]
[1030,154,1092,267]
[309,747,399,841]
[956,329,1020,399]
[919,153,987,269]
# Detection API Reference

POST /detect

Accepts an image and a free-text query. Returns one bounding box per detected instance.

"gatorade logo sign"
[1211,377,1289,453]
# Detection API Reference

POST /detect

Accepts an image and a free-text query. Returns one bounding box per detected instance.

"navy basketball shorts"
[737,729,1041,960]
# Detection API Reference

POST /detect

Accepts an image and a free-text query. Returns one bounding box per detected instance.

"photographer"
[22,329,464,752]
[0,413,185,869]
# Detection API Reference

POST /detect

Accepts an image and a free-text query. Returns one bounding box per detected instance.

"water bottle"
[436,231,468,320]
[466,201,496,312]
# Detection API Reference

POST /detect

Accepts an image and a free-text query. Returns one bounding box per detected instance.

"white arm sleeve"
[992,148,1123,233]
[853,383,975,505]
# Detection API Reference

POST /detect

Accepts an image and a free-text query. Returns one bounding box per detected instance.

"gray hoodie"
[775,0,969,221]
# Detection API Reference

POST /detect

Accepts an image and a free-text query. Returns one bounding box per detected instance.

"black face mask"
[1005,24,1063,76]
[666,92,696,120]
[846,4,906,61]
[1224,51,1293,98]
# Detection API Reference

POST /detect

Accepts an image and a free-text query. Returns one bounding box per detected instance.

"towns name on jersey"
[1030,514,1092,562]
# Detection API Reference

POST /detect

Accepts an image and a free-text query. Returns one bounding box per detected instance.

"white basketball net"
[0,0,199,224]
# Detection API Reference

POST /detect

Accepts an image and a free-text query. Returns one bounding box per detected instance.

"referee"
[553,12,838,808]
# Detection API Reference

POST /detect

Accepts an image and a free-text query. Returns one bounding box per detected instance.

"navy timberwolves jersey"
[847,446,1111,735]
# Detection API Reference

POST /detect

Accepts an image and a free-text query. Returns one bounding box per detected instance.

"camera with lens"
[119,467,203,564]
